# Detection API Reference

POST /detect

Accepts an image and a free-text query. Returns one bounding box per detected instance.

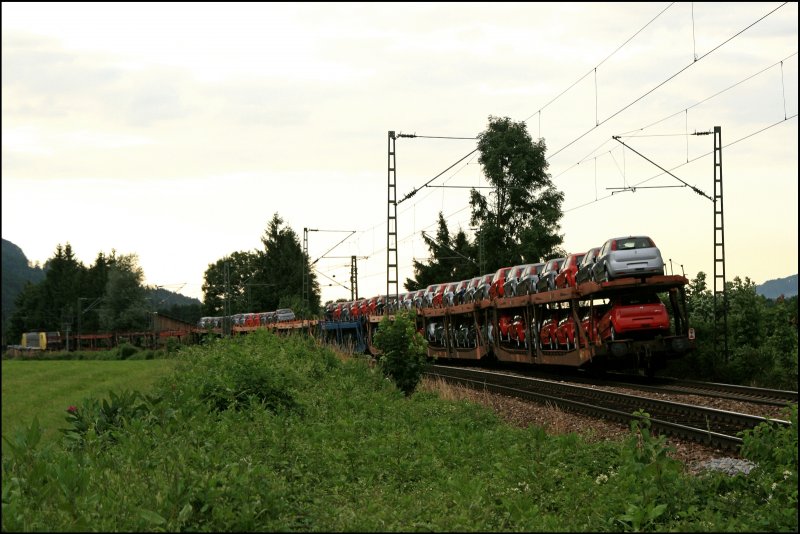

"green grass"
[1,359,178,451]
[1,332,796,532]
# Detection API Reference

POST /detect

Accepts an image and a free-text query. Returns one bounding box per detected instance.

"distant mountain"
[756,274,798,299]
[148,286,202,310]
[2,238,46,334]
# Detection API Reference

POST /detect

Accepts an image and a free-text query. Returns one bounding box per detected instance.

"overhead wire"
[318,3,795,297]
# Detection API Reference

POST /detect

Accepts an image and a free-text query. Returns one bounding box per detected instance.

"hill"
[2,238,46,340]
[756,274,798,299]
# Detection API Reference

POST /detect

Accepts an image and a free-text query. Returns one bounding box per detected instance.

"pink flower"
[67,405,78,414]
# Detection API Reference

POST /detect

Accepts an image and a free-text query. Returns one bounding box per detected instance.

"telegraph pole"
[387,131,399,307]
[711,126,728,362]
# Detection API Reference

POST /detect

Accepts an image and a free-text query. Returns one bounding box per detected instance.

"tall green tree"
[201,250,260,316]
[405,212,478,290]
[255,213,320,317]
[469,115,565,271]
[98,253,149,332]
[201,213,321,318]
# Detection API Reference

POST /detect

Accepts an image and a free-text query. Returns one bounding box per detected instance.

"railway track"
[426,365,792,451]
[475,362,798,406]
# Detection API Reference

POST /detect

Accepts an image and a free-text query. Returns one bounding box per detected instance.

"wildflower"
[771,482,778,491]
[67,405,78,414]
[783,470,791,480]
[595,473,609,485]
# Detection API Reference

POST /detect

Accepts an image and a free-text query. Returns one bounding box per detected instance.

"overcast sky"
[3,2,797,305]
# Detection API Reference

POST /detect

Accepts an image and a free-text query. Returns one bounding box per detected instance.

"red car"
[580,306,606,345]
[597,293,670,341]
[499,314,526,346]
[555,314,579,350]
[431,283,449,308]
[510,315,526,346]
[489,266,513,300]
[555,252,587,289]
[498,314,514,342]
[539,310,561,349]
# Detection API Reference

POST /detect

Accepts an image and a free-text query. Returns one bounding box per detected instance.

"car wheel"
[610,325,616,341]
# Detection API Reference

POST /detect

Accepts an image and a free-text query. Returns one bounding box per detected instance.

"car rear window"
[617,293,661,305]
[616,237,655,249]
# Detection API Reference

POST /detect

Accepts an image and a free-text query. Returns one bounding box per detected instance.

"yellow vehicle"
[20,331,62,350]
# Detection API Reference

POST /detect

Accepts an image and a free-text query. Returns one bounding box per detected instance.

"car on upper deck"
[422,284,442,308]
[575,247,601,285]
[518,262,546,295]
[555,252,587,289]
[472,274,495,302]
[590,236,665,283]
[503,264,531,297]
[536,257,565,293]
[489,266,514,300]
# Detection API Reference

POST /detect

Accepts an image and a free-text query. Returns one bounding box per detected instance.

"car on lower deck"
[597,292,670,341]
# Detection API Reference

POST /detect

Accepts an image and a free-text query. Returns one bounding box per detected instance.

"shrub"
[372,310,429,396]
[177,331,305,414]
[117,343,138,360]
[61,389,153,449]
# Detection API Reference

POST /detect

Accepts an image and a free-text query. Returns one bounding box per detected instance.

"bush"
[372,310,429,396]
[117,343,138,360]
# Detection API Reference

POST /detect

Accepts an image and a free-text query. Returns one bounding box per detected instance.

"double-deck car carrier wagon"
[417,274,693,375]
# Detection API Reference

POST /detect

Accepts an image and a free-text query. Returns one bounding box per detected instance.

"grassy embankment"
[2,331,796,532]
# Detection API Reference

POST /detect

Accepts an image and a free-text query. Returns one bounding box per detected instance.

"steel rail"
[426,366,791,451]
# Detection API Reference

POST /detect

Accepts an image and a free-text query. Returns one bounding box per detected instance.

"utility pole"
[303,228,309,308]
[76,298,81,352]
[350,255,358,301]
[711,126,729,363]
[223,259,231,336]
[387,131,399,306]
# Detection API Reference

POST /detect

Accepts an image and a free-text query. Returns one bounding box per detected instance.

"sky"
[2,2,797,305]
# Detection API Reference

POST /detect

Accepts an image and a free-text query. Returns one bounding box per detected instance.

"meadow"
[2,358,178,450]
[2,331,796,532]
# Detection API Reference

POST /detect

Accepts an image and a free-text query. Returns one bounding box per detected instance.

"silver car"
[276,308,296,321]
[590,236,665,282]
[462,276,482,303]
[503,264,531,297]
[535,257,565,293]
[518,262,546,295]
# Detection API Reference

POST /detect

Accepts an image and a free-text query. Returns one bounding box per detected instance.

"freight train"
[312,236,695,375]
